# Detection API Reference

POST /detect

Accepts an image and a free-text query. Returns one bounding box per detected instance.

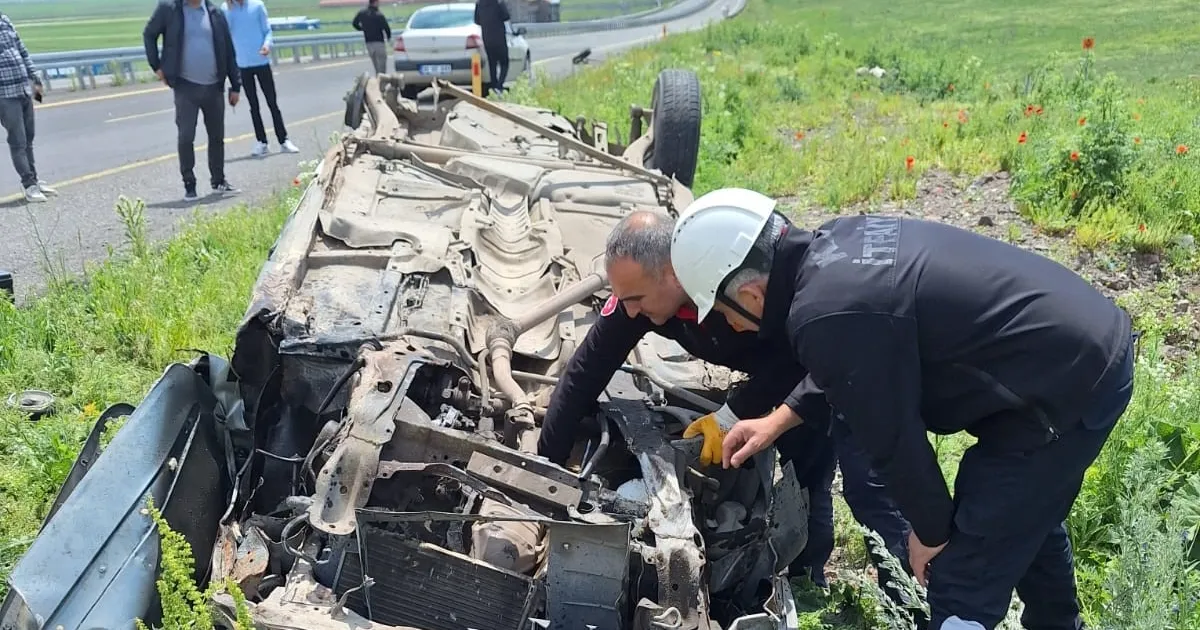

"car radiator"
[334,524,539,630]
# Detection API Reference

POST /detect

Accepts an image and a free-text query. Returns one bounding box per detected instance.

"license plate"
[418,64,452,76]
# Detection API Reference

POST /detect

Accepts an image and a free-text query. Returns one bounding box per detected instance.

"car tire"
[646,68,702,188]
[343,71,370,129]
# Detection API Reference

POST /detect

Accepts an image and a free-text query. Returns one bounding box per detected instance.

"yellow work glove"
[682,404,740,466]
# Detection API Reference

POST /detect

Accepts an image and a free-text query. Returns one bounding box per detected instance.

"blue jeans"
[926,337,1136,630]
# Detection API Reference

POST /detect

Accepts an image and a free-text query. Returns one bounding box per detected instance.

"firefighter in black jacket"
[538,210,917,603]
[669,188,1138,630]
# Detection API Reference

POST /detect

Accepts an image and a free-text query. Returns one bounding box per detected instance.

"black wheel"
[343,72,369,129]
[400,84,421,100]
[645,68,702,188]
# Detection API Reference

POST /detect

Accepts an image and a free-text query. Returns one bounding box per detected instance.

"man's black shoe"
[184,187,198,201]
[212,181,240,195]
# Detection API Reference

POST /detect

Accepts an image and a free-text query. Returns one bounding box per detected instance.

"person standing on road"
[222,0,299,158]
[473,0,510,93]
[537,211,921,617]
[0,14,55,203]
[670,188,1138,630]
[143,0,242,200]
[353,0,392,76]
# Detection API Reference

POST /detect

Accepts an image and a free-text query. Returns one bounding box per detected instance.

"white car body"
[393,2,531,93]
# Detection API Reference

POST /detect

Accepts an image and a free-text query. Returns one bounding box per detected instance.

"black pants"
[784,433,836,587]
[0,95,37,188]
[926,336,1136,630]
[240,65,288,144]
[173,79,225,189]
[834,419,923,617]
[484,40,509,91]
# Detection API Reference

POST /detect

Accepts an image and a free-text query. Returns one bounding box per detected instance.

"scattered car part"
[6,389,55,421]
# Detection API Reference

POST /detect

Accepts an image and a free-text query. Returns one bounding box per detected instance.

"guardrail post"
[313,44,321,61]
[292,45,300,64]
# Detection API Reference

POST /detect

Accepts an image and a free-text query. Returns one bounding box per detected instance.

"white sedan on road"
[393,2,532,98]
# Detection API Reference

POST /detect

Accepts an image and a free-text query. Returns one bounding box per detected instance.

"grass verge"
[0,193,294,595]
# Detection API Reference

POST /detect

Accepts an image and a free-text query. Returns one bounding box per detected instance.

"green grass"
[0,193,295,592]
[1,0,655,53]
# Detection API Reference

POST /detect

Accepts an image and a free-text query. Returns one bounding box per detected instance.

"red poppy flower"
[905,156,915,171]
[958,109,969,124]
[1078,117,1087,126]
[1070,151,1080,161]
[1134,137,1142,145]
[1177,145,1189,155]
[1035,106,1043,116]
[1138,223,1146,233]
[1018,131,1028,144]
[943,121,950,128]
[794,131,805,141]
[1082,37,1095,50]
[1025,105,1035,117]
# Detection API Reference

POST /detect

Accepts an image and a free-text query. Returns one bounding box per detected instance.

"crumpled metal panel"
[544,521,631,630]
[308,350,428,536]
[439,101,584,160]
[0,362,226,630]
[601,397,712,630]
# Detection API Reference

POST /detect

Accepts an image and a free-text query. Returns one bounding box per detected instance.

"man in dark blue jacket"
[538,210,915,606]
[670,188,1138,630]
[144,0,242,200]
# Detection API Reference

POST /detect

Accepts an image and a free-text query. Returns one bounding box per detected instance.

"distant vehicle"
[393,2,531,98]
[268,16,322,31]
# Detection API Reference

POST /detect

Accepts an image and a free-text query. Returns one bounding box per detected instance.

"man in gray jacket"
[144,0,242,200]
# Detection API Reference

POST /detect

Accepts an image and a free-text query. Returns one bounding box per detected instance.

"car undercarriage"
[1,70,809,630]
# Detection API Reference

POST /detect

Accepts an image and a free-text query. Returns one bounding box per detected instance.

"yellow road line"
[300,59,361,71]
[38,85,170,109]
[0,110,340,203]
[105,107,174,123]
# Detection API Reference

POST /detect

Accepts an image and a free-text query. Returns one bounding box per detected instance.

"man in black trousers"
[474,0,510,93]
[144,0,242,200]
[353,0,392,76]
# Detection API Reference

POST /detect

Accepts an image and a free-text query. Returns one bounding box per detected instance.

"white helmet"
[671,188,777,321]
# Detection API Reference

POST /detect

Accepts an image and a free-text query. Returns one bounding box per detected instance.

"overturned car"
[1,70,809,630]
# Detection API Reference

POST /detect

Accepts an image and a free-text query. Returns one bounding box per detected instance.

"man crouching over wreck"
[536,210,917,610]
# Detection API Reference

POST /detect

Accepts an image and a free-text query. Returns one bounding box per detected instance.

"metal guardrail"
[29,0,712,91]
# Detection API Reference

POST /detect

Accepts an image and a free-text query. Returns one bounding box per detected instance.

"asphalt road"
[0,1,734,302]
